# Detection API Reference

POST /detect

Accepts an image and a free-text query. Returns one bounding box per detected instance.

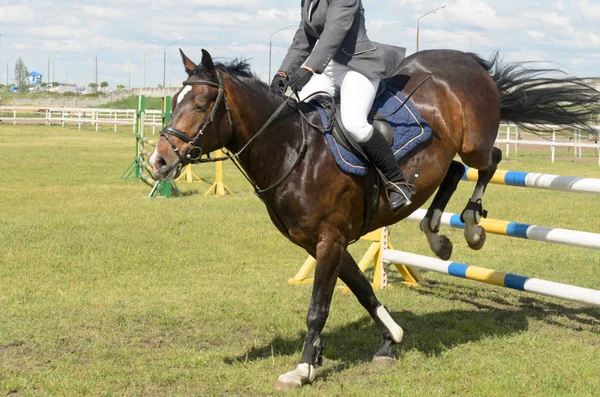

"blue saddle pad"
[316,87,432,176]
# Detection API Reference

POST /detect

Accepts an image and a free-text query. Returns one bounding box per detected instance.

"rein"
[159,72,307,195]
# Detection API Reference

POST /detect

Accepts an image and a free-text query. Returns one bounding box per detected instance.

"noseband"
[159,73,232,164]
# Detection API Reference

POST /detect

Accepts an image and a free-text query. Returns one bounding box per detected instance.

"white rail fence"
[0,106,163,134]
[2,106,600,163]
[497,124,600,165]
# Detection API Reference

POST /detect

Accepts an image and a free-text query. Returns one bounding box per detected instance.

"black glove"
[270,73,288,94]
[288,68,313,92]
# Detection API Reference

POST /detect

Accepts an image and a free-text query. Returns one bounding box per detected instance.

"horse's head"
[150,49,231,180]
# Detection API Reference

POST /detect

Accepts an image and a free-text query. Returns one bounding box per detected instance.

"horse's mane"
[193,58,285,106]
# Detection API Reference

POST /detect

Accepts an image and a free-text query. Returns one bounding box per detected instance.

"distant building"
[28,71,42,86]
[57,83,77,94]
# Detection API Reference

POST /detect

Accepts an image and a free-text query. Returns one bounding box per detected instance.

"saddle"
[318,81,394,237]
[311,79,432,237]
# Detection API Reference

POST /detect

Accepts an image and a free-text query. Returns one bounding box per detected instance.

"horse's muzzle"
[151,155,181,181]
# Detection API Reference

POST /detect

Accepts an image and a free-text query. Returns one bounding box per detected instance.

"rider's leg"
[298,62,336,102]
[338,68,413,210]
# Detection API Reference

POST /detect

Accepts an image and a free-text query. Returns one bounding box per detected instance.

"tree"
[100,81,109,92]
[88,83,97,89]
[51,81,58,88]
[14,57,29,93]
[116,84,124,90]
[41,82,48,90]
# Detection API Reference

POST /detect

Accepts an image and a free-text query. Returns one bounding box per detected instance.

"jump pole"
[407,208,600,250]
[463,167,600,195]
[121,95,180,198]
[381,246,600,306]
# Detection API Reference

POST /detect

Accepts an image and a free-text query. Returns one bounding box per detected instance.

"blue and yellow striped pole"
[463,167,600,195]
[407,209,600,250]
[382,249,600,306]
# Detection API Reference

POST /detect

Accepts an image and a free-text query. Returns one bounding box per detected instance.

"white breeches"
[299,61,380,143]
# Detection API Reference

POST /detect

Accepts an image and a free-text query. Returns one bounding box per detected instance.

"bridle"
[159,73,233,165]
[158,71,307,195]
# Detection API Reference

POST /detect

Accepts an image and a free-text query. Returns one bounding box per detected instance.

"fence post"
[137,96,146,179]
[505,124,510,158]
[551,129,556,163]
[514,125,519,157]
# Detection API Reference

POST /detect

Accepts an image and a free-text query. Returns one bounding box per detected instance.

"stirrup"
[386,181,414,210]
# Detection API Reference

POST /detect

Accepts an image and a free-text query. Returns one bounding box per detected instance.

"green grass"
[0,92,105,103]
[98,96,163,110]
[1,125,599,396]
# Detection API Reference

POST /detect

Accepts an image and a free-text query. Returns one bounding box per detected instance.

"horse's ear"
[180,49,196,76]
[201,49,214,72]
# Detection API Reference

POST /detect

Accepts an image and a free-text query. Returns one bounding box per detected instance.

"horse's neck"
[226,88,301,189]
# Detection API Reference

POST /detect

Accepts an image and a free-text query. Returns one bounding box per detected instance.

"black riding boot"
[360,129,414,211]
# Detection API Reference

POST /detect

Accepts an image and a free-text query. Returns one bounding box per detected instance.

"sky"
[1,0,600,89]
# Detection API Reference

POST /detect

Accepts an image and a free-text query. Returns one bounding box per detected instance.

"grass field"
[1,124,599,396]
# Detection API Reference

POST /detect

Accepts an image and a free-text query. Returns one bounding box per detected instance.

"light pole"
[95,44,112,93]
[6,54,18,88]
[47,50,62,85]
[143,40,156,89]
[269,24,292,79]
[163,38,183,91]
[128,57,138,90]
[416,4,446,52]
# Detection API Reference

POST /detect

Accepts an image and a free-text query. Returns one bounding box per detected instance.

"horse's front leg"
[337,250,403,367]
[274,230,344,390]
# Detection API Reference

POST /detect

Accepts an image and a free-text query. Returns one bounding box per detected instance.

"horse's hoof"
[274,379,303,390]
[467,226,486,250]
[435,235,453,260]
[371,356,396,369]
[274,363,315,390]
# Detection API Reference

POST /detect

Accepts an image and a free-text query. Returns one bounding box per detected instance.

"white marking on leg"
[376,305,403,343]
[275,363,316,389]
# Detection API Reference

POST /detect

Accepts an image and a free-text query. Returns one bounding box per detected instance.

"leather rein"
[159,72,307,195]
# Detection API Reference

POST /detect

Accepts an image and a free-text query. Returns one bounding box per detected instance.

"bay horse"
[148,49,599,389]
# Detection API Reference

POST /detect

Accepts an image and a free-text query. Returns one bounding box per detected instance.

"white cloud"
[0,5,36,22]
[444,0,502,30]
[527,31,546,40]
[1,0,600,89]
[536,12,571,28]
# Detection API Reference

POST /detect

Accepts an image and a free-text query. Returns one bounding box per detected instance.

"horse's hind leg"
[421,160,465,260]
[337,249,403,367]
[461,147,502,250]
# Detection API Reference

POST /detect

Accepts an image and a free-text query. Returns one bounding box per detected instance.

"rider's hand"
[270,72,288,94]
[288,67,313,92]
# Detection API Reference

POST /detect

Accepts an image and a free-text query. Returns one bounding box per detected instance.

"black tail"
[470,52,600,135]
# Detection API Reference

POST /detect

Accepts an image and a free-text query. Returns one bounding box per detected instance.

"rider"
[270,0,414,211]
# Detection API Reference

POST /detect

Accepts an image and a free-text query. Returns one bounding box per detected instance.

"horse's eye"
[195,104,208,112]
